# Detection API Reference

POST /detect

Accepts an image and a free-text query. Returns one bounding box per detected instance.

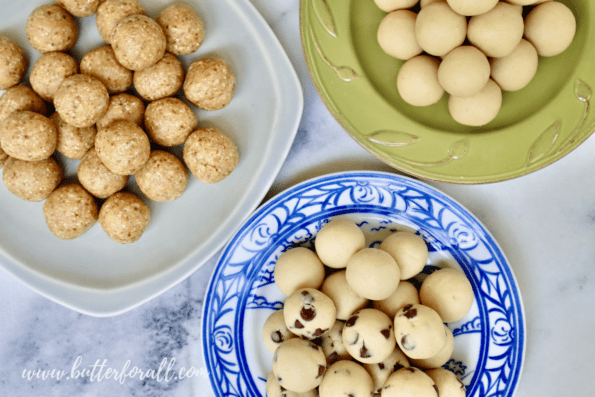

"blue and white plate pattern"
[202,171,525,397]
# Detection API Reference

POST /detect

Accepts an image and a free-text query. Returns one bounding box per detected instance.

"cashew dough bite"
[524,1,576,57]
[0,36,27,90]
[273,247,326,296]
[272,338,326,393]
[490,39,539,92]
[396,55,444,107]
[448,79,502,127]
[414,2,466,57]
[377,10,422,61]
[283,288,337,339]
[314,218,365,269]
[438,46,491,99]
[467,2,524,58]
[342,308,396,364]
[394,304,446,360]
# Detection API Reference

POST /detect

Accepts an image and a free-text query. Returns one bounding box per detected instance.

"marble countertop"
[1,0,594,396]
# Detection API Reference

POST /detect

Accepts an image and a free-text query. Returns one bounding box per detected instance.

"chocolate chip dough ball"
[56,0,104,17]
[0,111,57,161]
[524,1,577,57]
[29,52,79,103]
[319,360,374,397]
[382,367,438,397]
[156,3,205,56]
[272,338,326,393]
[314,218,365,269]
[183,127,239,183]
[346,248,401,301]
[98,191,150,244]
[467,2,524,58]
[374,0,419,12]
[262,309,297,355]
[0,86,47,124]
[274,247,325,296]
[80,46,133,94]
[321,270,369,321]
[438,46,491,98]
[266,371,318,397]
[446,0,498,16]
[377,10,422,61]
[380,231,429,280]
[415,2,466,57]
[111,15,167,71]
[318,320,351,365]
[77,147,128,199]
[490,39,539,92]
[449,78,502,127]
[425,368,465,397]
[133,52,184,101]
[183,57,236,111]
[43,184,99,240]
[343,309,396,364]
[394,304,447,359]
[54,74,109,128]
[284,288,337,339]
[0,36,27,90]
[50,112,96,160]
[96,93,145,130]
[95,119,150,175]
[135,150,188,202]
[363,346,410,394]
[26,4,78,53]
[420,268,474,323]
[373,280,420,319]
[96,0,146,44]
[410,325,454,369]
[396,55,444,107]
[2,157,62,201]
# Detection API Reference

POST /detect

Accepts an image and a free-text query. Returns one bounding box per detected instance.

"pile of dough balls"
[0,0,240,244]
[264,218,473,397]
[376,0,576,126]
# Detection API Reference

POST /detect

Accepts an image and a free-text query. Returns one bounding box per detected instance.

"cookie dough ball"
[266,371,318,397]
[99,191,150,243]
[410,325,454,369]
[96,0,146,44]
[156,3,205,56]
[29,52,79,103]
[374,0,419,12]
[382,367,437,397]
[183,127,239,183]
[420,268,474,323]
[284,288,337,339]
[0,111,57,161]
[274,247,325,296]
[507,0,540,4]
[449,78,502,126]
[415,2,466,57]
[377,10,422,61]
[2,157,62,201]
[135,150,188,202]
[77,147,128,199]
[345,248,401,301]
[0,148,7,168]
[380,231,429,280]
[80,46,133,94]
[524,2,576,57]
[446,0,498,16]
[425,368,466,397]
[318,320,351,365]
[54,74,109,128]
[394,304,446,360]
[321,270,369,321]
[272,338,326,393]
[343,308,396,364]
[363,346,410,394]
[396,55,444,107]
[0,36,27,90]
[26,4,77,53]
[96,93,145,130]
[262,310,296,355]
[49,112,95,160]
[490,39,539,92]
[319,360,374,397]
[438,46,490,98]
[112,15,167,71]
[314,218,365,269]
[183,57,236,111]
[144,97,196,147]
[133,52,184,101]
[56,0,103,17]
[95,120,150,175]
[43,184,98,240]
[0,86,47,124]
[373,280,420,319]
[467,2,524,58]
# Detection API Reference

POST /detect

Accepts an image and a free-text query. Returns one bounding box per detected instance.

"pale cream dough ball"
[342,308,396,364]
[374,0,419,12]
[144,97,196,147]
[345,247,401,301]
[54,74,110,128]
[111,15,167,71]
[448,79,502,126]
[133,52,184,101]
[319,360,374,397]
[96,0,146,45]
[314,218,365,269]
[283,288,337,339]
[467,2,524,58]
[183,57,236,111]
[363,347,410,395]
[318,320,351,365]
[266,371,318,397]
[80,46,133,94]
[0,36,27,90]
[490,39,539,92]
[95,119,150,175]
[420,268,474,323]
[2,157,62,202]
[43,184,99,240]
[321,270,369,321]
[380,231,429,279]
[396,55,444,107]
[0,85,47,124]
[394,304,447,359]
[410,325,454,370]
[77,147,128,199]
[261,310,296,355]
[183,127,239,183]
[56,0,104,17]
[134,150,188,202]
[26,4,77,53]
[446,0,498,16]
[382,367,438,397]
[524,1,576,57]
[272,338,326,393]
[373,280,420,318]
[273,246,325,296]
[49,112,96,160]
[377,10,422,61]
[507,0,541,4]
[29,52,79,103]
[156,3,205,56]
[0,111,57,162]
[420,0,445,7]
[425,368,465,397]
[96,93,145,130]
[98,191,150,244]
[438,46,491,98]
[415,2,466,57]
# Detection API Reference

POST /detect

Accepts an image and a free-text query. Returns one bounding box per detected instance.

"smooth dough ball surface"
[425,368,466,397]
[98,191,150,244]
[95,119,150,175]
[467,2,524,58]
[133,52,184,101]
[490,39,539,92]
[96,93,145,130]
[448,79,502,126]
[397,55,444,107]
[0,36,27,90]
[43,184,98,240]
[54,74,109,128]
[77,147,128,199]
[0,111,57,161]
[410,325,454,370]
[363,347,410,394]
[380,231,429,280]
[111,15,166,71]
[272,338,326,393]
[321,270,369,321]
[29,52,79,103]
[420,268,474,323]
[318,320,351,365]
[446,0,498,16]
[96,0,146,44]
[524,1,576,57]
[314,218,365,269]
[2,157,62,201]
[438,46,490,98]
[377,10,422,60]
[26,4,77,53]
[274,247,326,296]
[382,367,438,397]
[156,3,205,56]
[374,0,419,12]
[183,127,239,183]
[342,308,396,364]
[0,85,47,124]
[50,112,96,160]
[56,0,103,17]
[345,248,401,301]
[373,280,420,318]
[135,150,188,202]
[261,310,296,355]
[394,304,447,359]
[266,371,318,397]
[319,360,374,397]
[80,46,133,94]
[183,57,236,111]
[283,288,337,339]
[415,2,466,57]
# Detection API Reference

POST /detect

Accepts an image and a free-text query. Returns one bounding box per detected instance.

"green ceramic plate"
[300,0,595,184]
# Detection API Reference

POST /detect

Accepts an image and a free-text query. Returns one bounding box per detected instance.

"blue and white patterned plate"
[202,171,525,397]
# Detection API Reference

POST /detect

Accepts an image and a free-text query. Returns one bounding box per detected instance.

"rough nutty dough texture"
[98,191,150,244]
[111,15,167,71]
[345,248,401,301]
[266,371,318,397]
[438,46,491,99]
[467,2,524,58]
[43,184,99,240]
[272,338,326,393]
[274,246,326,296]
[449,78,502,127]
[314,218,365,269]
[183,127,239,183]
[0,148,7,168]
[144,97,196,147]
[80,46,133,94]
[318,360,374,397]
[410,324,454,370]
[54,74,109,128]
[377,10,422,61]
[425,368,466,397]
[133,52,184,101]
[157,3,205,56]
[57,0,104,17]
[26,4,78,53]
[29,52,79,103]
[374,0,419,12]
[373,280,420,319]
[283,288,337,339]
[261,309,296,355]
[318,320,351,365]
[95,119,150,175]
[380,231,429,280]
[342,308,396,364]
[415,2,466,57]
[183,57,236,111]
[0,111,57,162]
[135,150,188,202]
[420,268,474,323]
[363,346,410,394]
[490,39,539,92]
[321,270,369,321]
[96,93,145,130]
[50,112,96,160]
[2,157,62,202]
[394,304,447,360]
[446,0,498,16]
[77,147,128,199]
[0,85,47,124]
[96,0,146,45]
[0,36,27,90]
[397,55,444,107]
[382,367,438,397]
[524,1,576,57]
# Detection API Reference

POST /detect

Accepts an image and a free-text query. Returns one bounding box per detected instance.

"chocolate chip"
[406,367,416,373]
[328,351,339,364]
[403,307,417,319]
[317,365,326,378]
[393,363,404,372]
[313,328,328,337]
[271,330,283,343]
[348,394,355,397]
[346,315,358,327]
[301,290,310,297]
[434,384,440,396]
[279,385,285,391]
[309,342,320,350]
[381,328,391,339]
[311,337,323,346]
[301,306,316,321]
[378,363,385,370]
[360,343,371,358]
[294,319,304,329]
[401,335,415,350]
[278,376,283,383]
[458,379,466,390]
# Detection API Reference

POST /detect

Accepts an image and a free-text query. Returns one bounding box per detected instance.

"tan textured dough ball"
[0,148,7,168]
[380,231,428,279]
[415,2,466,57]
[54,74,109,128]
[43,184,98,240]
[50,112,96,160]
[345,248,401,301]
[0,111,57,161]
[98,191,150,244]
[374,0,419,12]
[467,2,524,58]
[95,119,150,175]
[183,127,239,183]
[273,247,326,296]
[420,268,474,323]
[0,85,47,124]
[397,55,444,107]
[26,4,77,53]
[449,79,502,126]
[111,15,167,71]
[80,46,133,94]
[96,0,146,44]
[377,10,422,61]
[156,3,205,56]
[29,52,79,102]
[133,52,184,101]
[134,150,188,202]
[438,46,490,98]
[96,93,145,130]
[183,57,236,111]
[0,36,27,90]
[490,39,539,92]
[144,97,197,147]
[524,1,576,57]
[2,157,62,201]
[57,0,104,17]
[77,147,128,199]
[314,218,365,269]
[445,0,498,16]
